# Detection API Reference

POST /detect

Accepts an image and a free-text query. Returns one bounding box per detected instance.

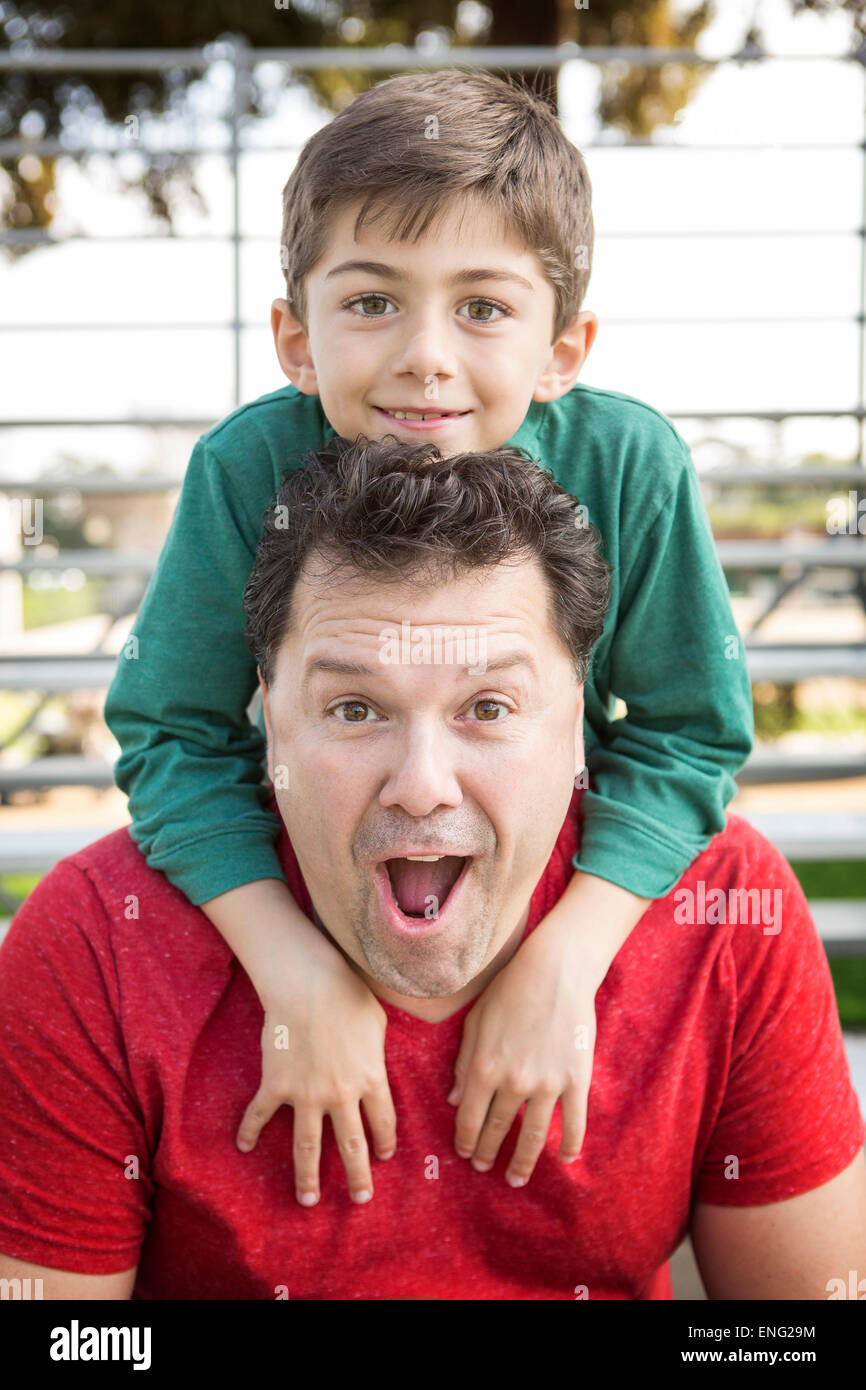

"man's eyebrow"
[304,652,537,682]
[324,259,535,294]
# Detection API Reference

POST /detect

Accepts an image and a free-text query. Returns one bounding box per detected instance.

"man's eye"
[331,700,377,722]
[459,298,511,323]
[344,294,395,317]
[468,699,508,722]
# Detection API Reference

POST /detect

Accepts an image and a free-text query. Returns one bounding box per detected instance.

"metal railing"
[1,40,865,907]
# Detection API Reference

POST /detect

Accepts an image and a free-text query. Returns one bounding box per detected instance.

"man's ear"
[573,683,586,783]
[259,670,275,783]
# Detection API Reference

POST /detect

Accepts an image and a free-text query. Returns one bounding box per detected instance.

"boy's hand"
[235,948,397,1207]
[448,873,650,1187]
[448,913,599,1188]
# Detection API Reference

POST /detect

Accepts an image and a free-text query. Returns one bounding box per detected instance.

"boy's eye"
[342,294,511,322]
[458,299,511,323]
[344,294,395,317]
[331,700,379,722]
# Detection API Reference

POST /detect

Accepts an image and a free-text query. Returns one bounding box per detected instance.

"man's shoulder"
[199,384,333,472]
[695,812,800,884]
[672,812,813,954]
[65,824,191,907]
[5,826,224,968]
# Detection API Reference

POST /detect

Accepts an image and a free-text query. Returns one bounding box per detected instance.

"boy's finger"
[329,1102,374,1203]
[504,1093,558,1187]
[361,1081,398,1159]
[469,1090,524,1171]
[558,1085,587,1162]
[453,1077,496,1159]
[236,1089,280,1153]
[447,1012,479,1105]
[292,1106,324,1207]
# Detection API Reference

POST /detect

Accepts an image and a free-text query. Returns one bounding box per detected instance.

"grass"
[828,959,866,1029]
[20,576,102,629]
[788,861,866,1031]
[789,861,866,899]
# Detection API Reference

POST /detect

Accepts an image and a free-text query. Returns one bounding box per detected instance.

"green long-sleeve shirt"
[104,382,754,905]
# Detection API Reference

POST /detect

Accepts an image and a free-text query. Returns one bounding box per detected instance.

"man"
[0,437,864,1300]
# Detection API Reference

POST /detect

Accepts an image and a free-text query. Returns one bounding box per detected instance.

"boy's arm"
[203,877,397,1206]
[578,443,754,899]
[450,868,649,1185]
[104,435,283,904]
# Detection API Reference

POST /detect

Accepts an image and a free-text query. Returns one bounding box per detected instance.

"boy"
[104,68,754,1209]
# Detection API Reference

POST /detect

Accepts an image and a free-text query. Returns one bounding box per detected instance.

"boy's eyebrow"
[324,259,535,294]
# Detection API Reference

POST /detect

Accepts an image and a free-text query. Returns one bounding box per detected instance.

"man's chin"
[357,919,488,999]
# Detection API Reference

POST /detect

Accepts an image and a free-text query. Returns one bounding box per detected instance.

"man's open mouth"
[374,853,472,935]
[385,854,467,915]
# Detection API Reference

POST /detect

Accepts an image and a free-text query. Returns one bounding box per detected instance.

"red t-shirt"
[0,790,862,1300]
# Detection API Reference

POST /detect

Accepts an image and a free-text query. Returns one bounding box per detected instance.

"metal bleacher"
[1,40,865,947]
[1,463,865,953]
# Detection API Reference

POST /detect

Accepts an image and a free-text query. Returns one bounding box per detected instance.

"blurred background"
[1,0,865,1298]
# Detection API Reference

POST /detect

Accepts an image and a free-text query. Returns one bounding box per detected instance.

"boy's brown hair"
[243,434,610,687]
[279,68,593,345]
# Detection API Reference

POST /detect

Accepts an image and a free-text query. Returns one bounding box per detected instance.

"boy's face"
[272,195,597,456]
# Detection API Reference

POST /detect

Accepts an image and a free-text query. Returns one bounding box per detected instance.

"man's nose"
[378,721,463,818]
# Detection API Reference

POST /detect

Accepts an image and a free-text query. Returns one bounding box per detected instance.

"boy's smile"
[271,193,597,456]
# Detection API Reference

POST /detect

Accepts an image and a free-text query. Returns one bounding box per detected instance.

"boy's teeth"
[405,854,444,861]
[389,409,454,420]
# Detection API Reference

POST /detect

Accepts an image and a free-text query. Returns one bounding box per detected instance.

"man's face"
[260,554,585,1009]
[271,195,597,456]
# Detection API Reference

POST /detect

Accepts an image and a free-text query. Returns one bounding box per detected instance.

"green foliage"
[1,0,726,244]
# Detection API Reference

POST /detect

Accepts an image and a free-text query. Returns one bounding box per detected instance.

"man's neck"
[312,905,531,1023]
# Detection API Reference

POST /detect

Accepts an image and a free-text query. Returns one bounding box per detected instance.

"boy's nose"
[389,314,459,384]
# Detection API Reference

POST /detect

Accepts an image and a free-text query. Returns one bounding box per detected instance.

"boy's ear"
[533,310,598,402]
[271,298,319,396]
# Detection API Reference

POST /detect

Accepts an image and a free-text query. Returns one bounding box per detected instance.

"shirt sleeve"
[576,442,755,898]
[0,861,152,1272]
[103,434,286,905]
[695,842,865,1205]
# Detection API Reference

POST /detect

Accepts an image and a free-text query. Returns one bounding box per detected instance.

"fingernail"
[353,1189,372,1204]
[237,1140,252,1152]
[471,1159,492,1173]
[447,1087,461,1104]
[506,1172,526,1188]
[298,1192,318,1207]
[455,1146,472,1159]
[379,1148,396,1160]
